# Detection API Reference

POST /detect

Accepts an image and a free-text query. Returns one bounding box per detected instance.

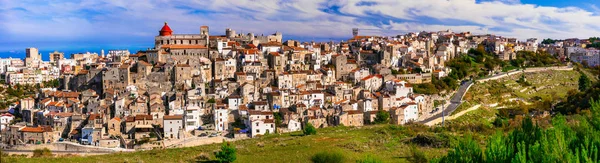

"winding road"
[420,81,472,125]
[420,65,573,125]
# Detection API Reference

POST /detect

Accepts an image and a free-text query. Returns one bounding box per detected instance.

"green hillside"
[4,124,463,163]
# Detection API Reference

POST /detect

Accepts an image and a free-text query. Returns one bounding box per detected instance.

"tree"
[207,98,216,103]
[579,73,591,92]
[414,67,423,73]
[303,123,317,136]
[215,141,236,163]
[373,110,390,124]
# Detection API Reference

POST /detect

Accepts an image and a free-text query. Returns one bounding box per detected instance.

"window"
[256,129,259,133]
[256,123,259,126]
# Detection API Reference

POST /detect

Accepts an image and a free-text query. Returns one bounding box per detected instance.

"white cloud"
[2,0,600,45]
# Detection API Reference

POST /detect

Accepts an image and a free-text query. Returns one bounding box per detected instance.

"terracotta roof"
[361,74,383,81]
[89,114,102,120]
[346,110,363,115]
[252,101,268,105]
[135,114,153,120]
[20,126,45,133]
[260,41,282,47]
[55,112,73,118]
[309,106,320,111]
[125,116,135,122]
[263,119,275,123]
[112,117,121,121]
[164,115,183,120]
[269,52,280,56]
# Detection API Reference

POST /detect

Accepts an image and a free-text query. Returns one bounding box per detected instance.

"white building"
[250,119,275,138]
[184,104,203,131]
[0,113,15,131]
[214,108,229,132]
[163,115,183,139]
[400,103,419,124]
[227,95,242,110]
[287,119,301,132]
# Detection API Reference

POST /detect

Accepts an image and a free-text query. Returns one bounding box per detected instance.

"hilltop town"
[0,22,595,151]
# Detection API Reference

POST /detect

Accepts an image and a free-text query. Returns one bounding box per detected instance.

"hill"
[4,124,463,163]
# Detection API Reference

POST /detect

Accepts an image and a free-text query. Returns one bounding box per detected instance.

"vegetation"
[579,72,591,91]
[434,106,600,162]
[515,51,560,67]
[311,151,345,163]
[41,79,60,88]
[207,98,216,103]
[32,148,52,158]
[215,141,237,163]
[303,123,317,135]
[373,110,390,124]
[541,38,556,44]
[356,154,383,163]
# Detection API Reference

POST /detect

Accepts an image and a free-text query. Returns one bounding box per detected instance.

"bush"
[32,148,52,158]
[356,154,382,163]
[303,123,317,136]
[409,145,428,163]
[311,151,345,163]
[373,111,390,124]
[215,141,236,163]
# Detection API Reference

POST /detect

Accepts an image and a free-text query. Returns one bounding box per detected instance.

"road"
[419,65,573,125]
[420,81,472,125]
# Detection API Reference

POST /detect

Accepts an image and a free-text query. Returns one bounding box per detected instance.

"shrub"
[215,141,236,163]
[356,154,382,163]
[409,145,428,163]
[32,148,52,158]
[373,110,390,124]
[303,123,317,136]
[311,151,345,163]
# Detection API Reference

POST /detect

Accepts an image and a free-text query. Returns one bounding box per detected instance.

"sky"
[2,0,600,57]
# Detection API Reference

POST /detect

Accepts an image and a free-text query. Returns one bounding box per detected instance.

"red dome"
[159,22,173,36]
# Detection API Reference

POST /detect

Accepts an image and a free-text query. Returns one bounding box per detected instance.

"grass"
[8,125,457,163]
[466,70,579,107]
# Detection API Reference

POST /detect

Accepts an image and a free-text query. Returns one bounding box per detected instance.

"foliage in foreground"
[434,98,600,162]
[32,148,52,158]
[215,141,236,163]
[311,151,345,163]
[356,154,383,163]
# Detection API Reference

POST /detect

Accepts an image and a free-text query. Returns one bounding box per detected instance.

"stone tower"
[352,28,359,37]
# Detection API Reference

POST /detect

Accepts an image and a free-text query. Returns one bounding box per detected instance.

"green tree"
[373,110,390,124]
[215,141,236,163]
[207,98,216,103]
[579,73,591,92]
[303,123,317,136]
[433,136,483,163]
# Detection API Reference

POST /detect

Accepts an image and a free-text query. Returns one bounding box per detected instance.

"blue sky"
[2,0,600,54]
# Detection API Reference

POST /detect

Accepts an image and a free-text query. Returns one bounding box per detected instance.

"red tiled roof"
[20,126,44,133]
[164,115,183,120]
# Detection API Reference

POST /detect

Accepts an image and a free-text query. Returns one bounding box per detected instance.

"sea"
[0,42,153,60]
